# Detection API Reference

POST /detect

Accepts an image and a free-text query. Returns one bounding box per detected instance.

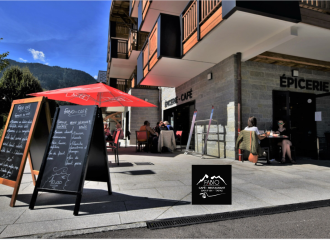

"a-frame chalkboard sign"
[0,96,52,207]
[29,105,112,216]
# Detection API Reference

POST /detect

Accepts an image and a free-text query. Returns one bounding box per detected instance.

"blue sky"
[0,1,111,79]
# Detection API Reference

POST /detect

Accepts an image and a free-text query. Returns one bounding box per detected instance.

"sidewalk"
[1,147,330,238]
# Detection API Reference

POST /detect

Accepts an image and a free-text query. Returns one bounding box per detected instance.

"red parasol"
[28,83,156,107]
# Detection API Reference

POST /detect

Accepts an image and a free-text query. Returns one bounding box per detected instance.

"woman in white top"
[244,116,267,143]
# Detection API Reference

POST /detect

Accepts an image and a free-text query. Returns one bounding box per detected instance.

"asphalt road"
[65,206,330,238]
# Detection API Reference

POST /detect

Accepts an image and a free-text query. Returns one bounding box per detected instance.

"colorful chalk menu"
[39,105,96,192]
[0,102,38,181]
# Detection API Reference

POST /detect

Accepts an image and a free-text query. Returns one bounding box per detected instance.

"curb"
[15,222,147,239]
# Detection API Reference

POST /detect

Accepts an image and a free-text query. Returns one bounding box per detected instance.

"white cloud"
[45,63,49,65]
[28,48,45,62]
[19,58,27,62]
[94,75,97,79]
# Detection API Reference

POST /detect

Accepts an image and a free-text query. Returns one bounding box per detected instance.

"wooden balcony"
[141,22,159,77]
[182,0,223,55]
[300,0,330,13]
[137,14,181,86]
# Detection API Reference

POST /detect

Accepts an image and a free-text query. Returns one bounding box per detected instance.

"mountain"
[0,59,97,90]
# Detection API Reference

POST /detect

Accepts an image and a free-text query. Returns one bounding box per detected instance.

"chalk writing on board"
[42,167,70,190]
[39,106,95,192]
[64,108,88,117]
[0,103,38,181]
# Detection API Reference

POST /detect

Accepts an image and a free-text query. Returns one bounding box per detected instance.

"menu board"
[39,105,96,192]
[0,102,38,181]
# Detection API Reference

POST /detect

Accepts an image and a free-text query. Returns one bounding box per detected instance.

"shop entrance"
[273,90,317,158]
[164,100,195,148]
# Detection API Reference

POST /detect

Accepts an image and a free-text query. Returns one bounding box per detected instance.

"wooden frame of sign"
[0,96,52,207]
[29,105,112,216]
[28,99,52,185]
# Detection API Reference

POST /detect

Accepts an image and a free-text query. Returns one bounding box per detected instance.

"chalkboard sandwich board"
[0,96,52,207]
[29,105,112,216]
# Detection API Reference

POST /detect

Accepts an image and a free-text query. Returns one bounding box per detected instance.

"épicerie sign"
[165,89,193,107]
[280,74,329,92]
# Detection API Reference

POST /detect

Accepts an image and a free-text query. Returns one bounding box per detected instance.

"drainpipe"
[237,52,242,161]
[158,87,162,121]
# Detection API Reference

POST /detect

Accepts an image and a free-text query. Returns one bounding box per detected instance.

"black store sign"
[192,165,232,205]
[165,89,193,107]
[280,74,329,92]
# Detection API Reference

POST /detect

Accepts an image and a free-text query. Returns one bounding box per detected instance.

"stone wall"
[162,55,238,159]
[241,61,330,136]
[128,88,159,145]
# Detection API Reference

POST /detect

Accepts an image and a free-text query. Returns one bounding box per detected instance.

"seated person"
[104,124,112,141]
[244,116,267,143]
[138,121,158,151]
[155,121,167,134]
[164,121,174,130]
[275,120,295,164]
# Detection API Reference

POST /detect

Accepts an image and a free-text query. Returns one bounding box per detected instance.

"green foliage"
[0,66,43,114]
[0,127,4,140]
[0,109,9,140]
[0,38,10,72]
[0,59,96,90]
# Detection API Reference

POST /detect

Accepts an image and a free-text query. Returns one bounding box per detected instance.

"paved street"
[1,146,330,238]
[67,206,330,239]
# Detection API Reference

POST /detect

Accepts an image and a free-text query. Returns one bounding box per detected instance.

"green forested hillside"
[0,59,97,90]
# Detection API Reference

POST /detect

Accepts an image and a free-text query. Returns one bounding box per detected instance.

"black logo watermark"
[192,165,232,205]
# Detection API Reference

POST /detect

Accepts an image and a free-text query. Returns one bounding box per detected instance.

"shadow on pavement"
[107,147,183,158]
[116,170,156,175]
[7,190,190,216]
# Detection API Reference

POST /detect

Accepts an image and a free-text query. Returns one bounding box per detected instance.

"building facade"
[107,0,330,157]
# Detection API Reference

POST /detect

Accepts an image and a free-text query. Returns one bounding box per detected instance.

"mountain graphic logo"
[196,174,227,185]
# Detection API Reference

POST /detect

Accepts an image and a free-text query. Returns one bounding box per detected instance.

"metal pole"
[237,52,242,161]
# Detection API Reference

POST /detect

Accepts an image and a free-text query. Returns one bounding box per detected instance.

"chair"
[106,130,119,148]
[237,130,269,165]
[136,131,149,152]
[175,131,183,151]
[107,130,121,165]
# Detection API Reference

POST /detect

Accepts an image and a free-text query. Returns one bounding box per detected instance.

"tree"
[0,66,43,114]
[0,38,9,72]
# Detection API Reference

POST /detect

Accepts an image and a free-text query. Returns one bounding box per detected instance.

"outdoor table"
[265,135,288,159]
[158,130,176,153]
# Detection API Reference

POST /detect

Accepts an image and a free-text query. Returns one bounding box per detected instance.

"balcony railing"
[141,22,158,77]
[142,44,149,77]
[149,23,158,67]
[201,0,222,23]
[137,13,180,85]
[110,39,128,60]
[300,0,330,13]
[182,0,197,43]
[117,40,128,58]
[182,0,223,55]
